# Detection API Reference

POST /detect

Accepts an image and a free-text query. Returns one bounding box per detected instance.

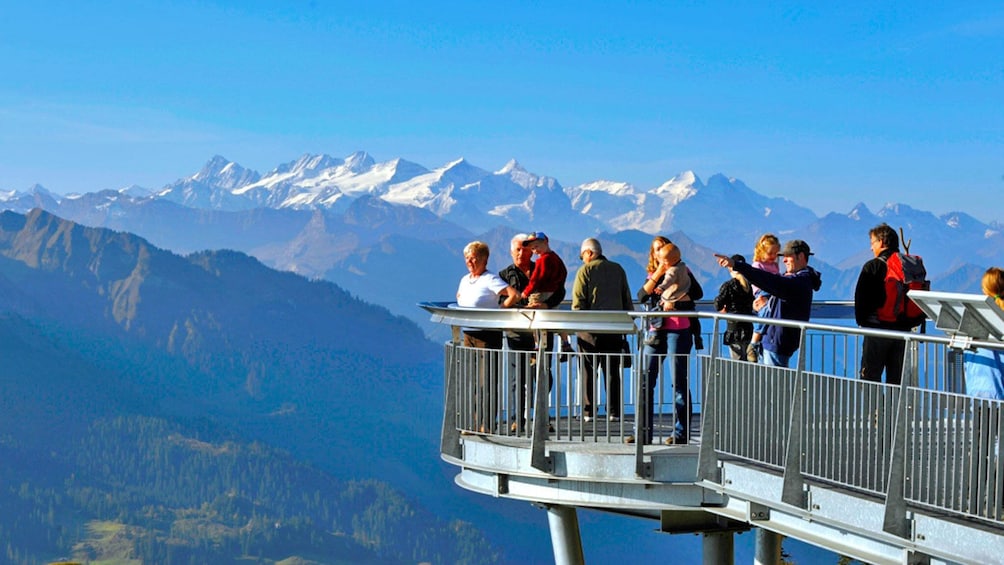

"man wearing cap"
[499,233,564,433]
[520,231,568,308]
[714,240,822,368]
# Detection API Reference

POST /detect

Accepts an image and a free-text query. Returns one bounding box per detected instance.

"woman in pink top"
[632,241,693,445]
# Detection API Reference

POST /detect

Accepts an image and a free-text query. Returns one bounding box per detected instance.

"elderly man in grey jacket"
[572,237,633,422]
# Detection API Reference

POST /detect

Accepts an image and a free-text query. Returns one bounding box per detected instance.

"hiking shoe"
[608,415,620,422]
[624,435,636,444]
[746,342,761,363]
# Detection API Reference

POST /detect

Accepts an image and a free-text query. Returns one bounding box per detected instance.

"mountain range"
[3,151,1001,339]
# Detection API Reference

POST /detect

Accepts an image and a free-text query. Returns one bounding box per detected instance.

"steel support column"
[702,531,734,565]
[545,504,584,565]
[754,528,782,565]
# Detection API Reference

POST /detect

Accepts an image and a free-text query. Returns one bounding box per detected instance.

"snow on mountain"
[651,170,700,205]
[382,157,485,212]
[0,184,60,212]
[156,155,262,211]
[567,180,642,227]
[5,150,1003,291]
[118,185,152,198]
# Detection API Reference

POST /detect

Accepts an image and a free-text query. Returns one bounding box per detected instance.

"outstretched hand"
[713,253,734,269]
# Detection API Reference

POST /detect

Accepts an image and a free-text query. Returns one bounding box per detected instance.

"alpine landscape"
[1,152,1001,564]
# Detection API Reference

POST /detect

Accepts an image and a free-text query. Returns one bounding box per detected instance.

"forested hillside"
[0,413,494,564]
[0,209,502,564]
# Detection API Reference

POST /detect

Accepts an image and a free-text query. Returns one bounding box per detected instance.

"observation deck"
[421,291,1004,565]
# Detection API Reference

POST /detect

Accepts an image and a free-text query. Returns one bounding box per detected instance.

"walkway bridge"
[420,291,1004,565]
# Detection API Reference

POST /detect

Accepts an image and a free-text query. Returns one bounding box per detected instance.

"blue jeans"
[763,349,791,368]
[639,329,693,443]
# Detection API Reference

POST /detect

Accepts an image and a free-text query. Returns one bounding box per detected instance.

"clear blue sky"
[2,1,1002,222]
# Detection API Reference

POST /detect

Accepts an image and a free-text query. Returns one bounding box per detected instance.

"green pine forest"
[0,415,496,564]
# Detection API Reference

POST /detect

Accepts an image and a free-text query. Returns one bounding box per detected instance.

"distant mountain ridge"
[3,151,1002,337]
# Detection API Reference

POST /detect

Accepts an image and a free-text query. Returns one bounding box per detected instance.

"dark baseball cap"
[780,239,813,256]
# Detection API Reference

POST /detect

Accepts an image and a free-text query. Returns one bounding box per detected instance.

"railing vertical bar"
[975,399,987,517]
[995,405,1004,520]
[949,394,959,511]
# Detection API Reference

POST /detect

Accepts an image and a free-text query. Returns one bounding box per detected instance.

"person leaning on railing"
[498,233,564,432]
[456,241,520,433]
[964,267,1004,400]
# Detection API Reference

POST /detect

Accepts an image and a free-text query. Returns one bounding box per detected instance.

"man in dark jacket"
[854,223,908,385]
[715,240,822,368]
[499,233,564,433]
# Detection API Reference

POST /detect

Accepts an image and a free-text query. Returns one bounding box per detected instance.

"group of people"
[455,223,1004,441]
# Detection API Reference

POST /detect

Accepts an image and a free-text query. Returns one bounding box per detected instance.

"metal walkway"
[421,296,1004,565]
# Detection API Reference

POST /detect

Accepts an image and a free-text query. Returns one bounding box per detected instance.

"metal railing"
[422,301,1004,533]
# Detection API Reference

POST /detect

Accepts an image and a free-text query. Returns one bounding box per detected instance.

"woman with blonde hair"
[964,267,1004,399]
[646,235,671,276]
[982,267,1004,310]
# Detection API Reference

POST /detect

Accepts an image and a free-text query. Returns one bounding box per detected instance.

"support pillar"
[702,531,734,565]
[754,528,782,565]
[545,504,584,565]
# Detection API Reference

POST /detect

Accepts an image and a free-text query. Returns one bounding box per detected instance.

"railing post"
[698,316,723,482]
[440,332,463,459]
[883,338,917,538]
[781,330,808,508]
[531,329,553,472]
[635,323,651,477]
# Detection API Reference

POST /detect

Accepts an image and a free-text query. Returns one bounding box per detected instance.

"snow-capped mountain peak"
[652,171,701,205]
[848,202,870,221]
[497,159,523,175]
[188,155,261,190]
[496,159,546,190]
[341,150,376,173]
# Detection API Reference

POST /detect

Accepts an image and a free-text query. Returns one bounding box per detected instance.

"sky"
[1,1,1003,222]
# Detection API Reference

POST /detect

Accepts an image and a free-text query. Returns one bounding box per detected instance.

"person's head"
[982,267,1004,310]
[869,223,900,257]
[522,231,550,255]
[648,235,671,273]
[579,237,602,263]
[729,254,750,287]
[510,233,532,267]
[754,233,780,263]
[779,239,812,274]
[657,242,682,268]
[463,241,490,276]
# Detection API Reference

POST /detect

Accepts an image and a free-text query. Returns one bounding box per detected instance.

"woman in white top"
[456,241,519,433]
[457,241,519,310]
